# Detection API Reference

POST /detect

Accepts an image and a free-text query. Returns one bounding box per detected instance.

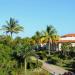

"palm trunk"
[10,32,13,37]
[48,38,50,55]
[48,41,50,55]
[21,63,22,74]
[24,58,27,75]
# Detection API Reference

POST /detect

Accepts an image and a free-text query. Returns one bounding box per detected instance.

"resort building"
[57,34,75,51]
[35,33,75,51]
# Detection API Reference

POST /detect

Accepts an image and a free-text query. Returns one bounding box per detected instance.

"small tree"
[61,42,72,57]
[12,44,35,75]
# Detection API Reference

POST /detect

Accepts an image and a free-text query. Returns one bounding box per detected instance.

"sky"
[0,0,75,37]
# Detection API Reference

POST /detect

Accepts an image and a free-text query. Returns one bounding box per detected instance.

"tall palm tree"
[43,25,57,55]
[2,17,23,37]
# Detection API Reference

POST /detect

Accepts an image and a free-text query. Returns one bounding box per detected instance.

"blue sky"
[0,0,75,37]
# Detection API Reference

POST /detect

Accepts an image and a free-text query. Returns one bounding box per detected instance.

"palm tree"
[32,31,42,50]
[43,25,57,55]
[2,17,23,37]
[12,44,35,75]
[35,31,42,44]
[21,44,35,75]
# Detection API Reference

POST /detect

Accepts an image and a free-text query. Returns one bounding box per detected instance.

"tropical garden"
[0,17,75,75]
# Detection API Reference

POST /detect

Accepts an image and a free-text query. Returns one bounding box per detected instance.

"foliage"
[27,59,42,69]
[46,52,75,72]
[47,55,61,65]
[42,25,58,55]
[61,42,71,51]
[0,43,15,75]
[27,69,50,75]
[1,17,23,37]
[36,51,47,60]
[71,61,75,69]
[1,19,75,74]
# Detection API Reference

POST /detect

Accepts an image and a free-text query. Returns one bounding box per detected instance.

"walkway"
[37,58,75,75]
[42,62,75,75]
[42,62,67,74]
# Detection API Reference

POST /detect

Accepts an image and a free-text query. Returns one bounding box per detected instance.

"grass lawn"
[26,68,51,75]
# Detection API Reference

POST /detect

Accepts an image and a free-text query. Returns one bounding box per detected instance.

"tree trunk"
[48,42,50,55]
[48,38,50,55]
[10,32,13,37]
[24,58,27,75]
[21,63,23,74]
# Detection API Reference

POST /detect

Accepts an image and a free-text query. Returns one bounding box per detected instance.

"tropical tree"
[23,45,34,75]
[12,44,35,75]
[32,31,42,50]
[22,37,33,45]
[42,25,57,55]
[61,42,72,56]
[0,35,12,45]
[0,43,13,75]
[1,17,23,37]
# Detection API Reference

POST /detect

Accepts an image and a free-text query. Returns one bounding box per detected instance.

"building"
[57,34,75,51]
[35,33,75,51]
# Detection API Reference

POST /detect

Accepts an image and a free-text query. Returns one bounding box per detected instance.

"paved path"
[37,58,75,75]
[42,62,75,75]
[42,62,67,75]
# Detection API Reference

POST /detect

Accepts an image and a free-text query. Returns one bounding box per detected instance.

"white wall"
[60,37,75,40]
[71,43,75,47]
[58,36,75,51]
[58,43,62,51]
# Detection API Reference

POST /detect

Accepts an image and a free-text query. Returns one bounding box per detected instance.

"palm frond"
[1,17,24,36]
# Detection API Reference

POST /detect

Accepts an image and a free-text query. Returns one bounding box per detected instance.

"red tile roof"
[62,34,75,37]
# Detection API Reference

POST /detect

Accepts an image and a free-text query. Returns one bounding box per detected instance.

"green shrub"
[36,51,47,60]
[27,60,42,69]
[71,61,75,69]
[47,55,63,65]
[28,69,50,75]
